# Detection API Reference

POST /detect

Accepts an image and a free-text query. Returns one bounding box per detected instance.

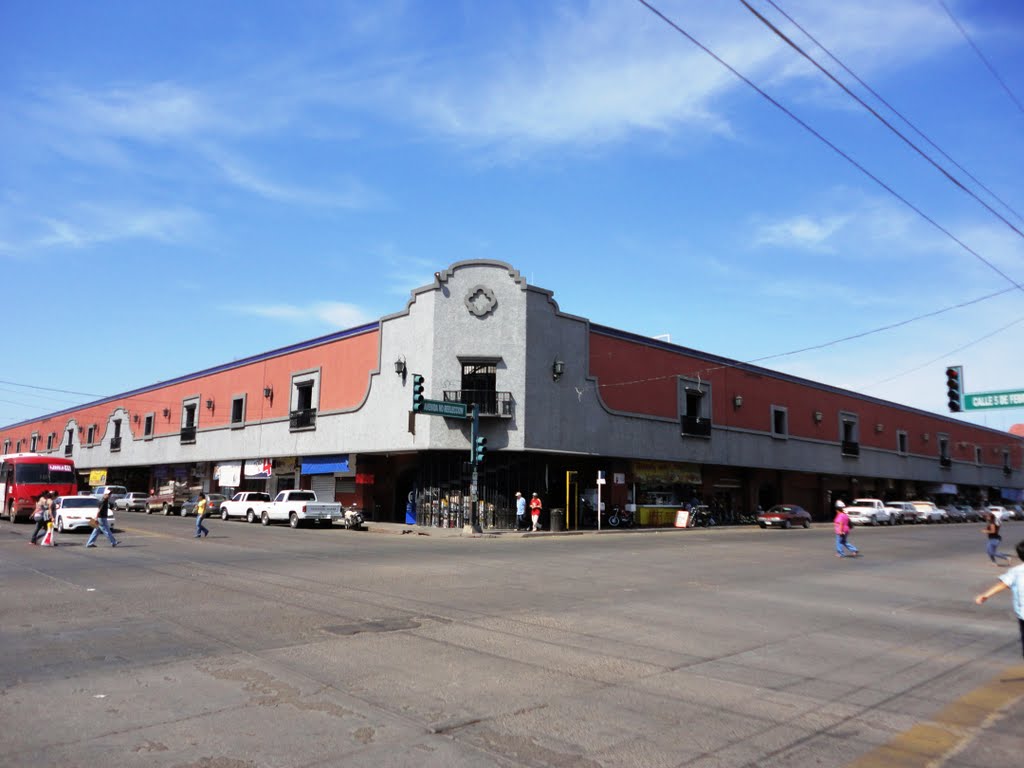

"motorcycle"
[340,504,365,530]
[690,505,716,528]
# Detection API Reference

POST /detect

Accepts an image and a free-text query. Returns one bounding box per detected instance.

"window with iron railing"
[180,426,197,443]
[443,390,512,417]
[681,414,712,438]
[841,440,860,457]
[290,408,317,429]
[110,436,122,451]
[939,456,952,468]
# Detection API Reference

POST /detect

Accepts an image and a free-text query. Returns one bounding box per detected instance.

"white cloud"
[753,214,850,251]
[26,204,202,251]
[227,301,372,329]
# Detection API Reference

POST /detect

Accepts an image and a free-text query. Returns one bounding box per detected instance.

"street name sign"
[420,399,469,418]
[964,389,1024,411]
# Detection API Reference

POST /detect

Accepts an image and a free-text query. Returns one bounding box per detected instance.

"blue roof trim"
[588,323,1013,436]
[2,322,380,430]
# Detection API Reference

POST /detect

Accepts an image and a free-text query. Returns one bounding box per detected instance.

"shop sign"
[275,457,297,475]
[214,461,242,486]
[355,473,375,485]
[631,461,701,485]
[244,459,273,479]
[613,473,625,485]
[89,469,108,486]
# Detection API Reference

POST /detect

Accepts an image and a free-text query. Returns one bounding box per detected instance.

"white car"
[846,499,895,526]
[52,496,116,533]
[985,506,1011,523]
[885,501,916,524]
[114,492,148,513]
[909,500,945,524]
[219,491,272,522]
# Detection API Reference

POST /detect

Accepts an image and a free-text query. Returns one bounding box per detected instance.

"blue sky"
[2,0,1024,432]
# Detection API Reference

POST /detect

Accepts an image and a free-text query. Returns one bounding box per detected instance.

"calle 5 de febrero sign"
[964,389,1024,411]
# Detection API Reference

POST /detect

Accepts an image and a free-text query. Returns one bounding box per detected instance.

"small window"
[896,430,908,455]
[86,425,96,445]
[290,369,320,430]
[231,395,246,426]
[840,413,859,457]
[15,440,22,452]
[46,433,54,451]
[2,439,9,453]
[938,435,951,467]
[30,433,39,452]
[679,376,712,438]
[181,398,199,444]
[975,446,982,465]
[144,414,154,438]
[1003,449,1011,472]
[771,406,788,438]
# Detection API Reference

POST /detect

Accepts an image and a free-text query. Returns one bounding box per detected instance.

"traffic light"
[945,365,962,412]
[473,435,487,464]
[412,374,425,412]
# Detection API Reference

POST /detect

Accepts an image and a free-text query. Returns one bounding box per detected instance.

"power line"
[939,0,1024,117]
[862,312,1024,390]
[760,0,1024,228]
[633,0,1024,294]
[740,0,1024,241]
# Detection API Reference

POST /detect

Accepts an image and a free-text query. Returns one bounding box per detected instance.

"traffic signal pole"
[466,404,482,534]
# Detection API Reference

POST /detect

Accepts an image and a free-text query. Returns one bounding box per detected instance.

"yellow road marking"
[846,664,1024,768]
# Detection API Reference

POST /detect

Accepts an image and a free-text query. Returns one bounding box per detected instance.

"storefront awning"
[301,455,350,475]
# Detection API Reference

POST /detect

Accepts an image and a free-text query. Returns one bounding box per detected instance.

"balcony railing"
[290,408,317,429]
[180,426,197,443]
[110,436,122,452]
[841,440,860,457]
[680,414,712,438]
[939,456,952,468]
[443,390,513,417]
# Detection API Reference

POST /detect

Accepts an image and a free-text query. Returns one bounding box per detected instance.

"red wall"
[2,329,380,446]
[589,331,1021,468]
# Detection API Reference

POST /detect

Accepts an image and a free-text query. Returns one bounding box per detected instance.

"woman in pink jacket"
[833,500,860,558]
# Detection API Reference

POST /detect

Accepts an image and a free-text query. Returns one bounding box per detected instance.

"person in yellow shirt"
[194,492,209,538]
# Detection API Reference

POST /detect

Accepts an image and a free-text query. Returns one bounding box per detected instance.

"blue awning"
[300,455,350,475]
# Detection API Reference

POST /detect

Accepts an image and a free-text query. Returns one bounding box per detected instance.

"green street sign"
[420,399,468,419]
[963,389,1024,411]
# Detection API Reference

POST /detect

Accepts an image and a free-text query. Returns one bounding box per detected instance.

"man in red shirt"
[530,492,542,532]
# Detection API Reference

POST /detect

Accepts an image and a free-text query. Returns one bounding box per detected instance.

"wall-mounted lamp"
[813,410,823,423]
[205,398,215,411]
[732,394,743,409]
[923,433,930,442]
[394,357,407,377]
[133,414,140,424]
[875,423,884,433]
[263,385,273,399]
[162,408,171,418]
[552,359,566,381]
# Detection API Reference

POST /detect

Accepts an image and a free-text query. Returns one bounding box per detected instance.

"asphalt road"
[1,514,1022,768]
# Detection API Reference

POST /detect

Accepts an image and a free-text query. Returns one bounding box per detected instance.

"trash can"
[549,508,564,532]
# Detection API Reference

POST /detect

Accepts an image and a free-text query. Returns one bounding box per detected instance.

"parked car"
[91,485,128,509]
[114,492,148,513]
[52,496,116,533]
[958,505,983,522]
[219,491,272,522]
[757,504,812,529]
[179,494,227,517]
[885,501,917,524]
[909,500,945,524]
[944,505,968,523]
[985,505,1011,523]
[846,499,895,526]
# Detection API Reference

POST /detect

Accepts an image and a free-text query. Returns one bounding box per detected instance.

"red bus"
[0,453,78,523]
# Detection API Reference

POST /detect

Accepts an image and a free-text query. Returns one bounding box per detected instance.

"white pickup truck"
[845,498,896,526]
[220,491,273,523]
[260,490,342,528]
